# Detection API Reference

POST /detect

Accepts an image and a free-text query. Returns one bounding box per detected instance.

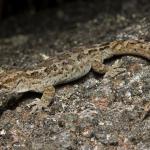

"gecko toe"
[27,98,49,114]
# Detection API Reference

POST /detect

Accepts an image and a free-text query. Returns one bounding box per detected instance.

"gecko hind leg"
[91,61,126,77]
[27,85,55,113]
[92,62,109,74]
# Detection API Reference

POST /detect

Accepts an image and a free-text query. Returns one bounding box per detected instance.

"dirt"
[0,0,150,149]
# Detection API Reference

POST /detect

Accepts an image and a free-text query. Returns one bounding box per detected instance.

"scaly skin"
[0,39,150,113]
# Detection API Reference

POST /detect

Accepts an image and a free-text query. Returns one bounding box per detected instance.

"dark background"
[0,0,149,20]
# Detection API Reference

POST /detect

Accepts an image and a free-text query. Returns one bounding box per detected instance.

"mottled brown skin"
[0,40,150,113]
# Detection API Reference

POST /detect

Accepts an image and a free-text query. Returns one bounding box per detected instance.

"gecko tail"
[110,40,150,60]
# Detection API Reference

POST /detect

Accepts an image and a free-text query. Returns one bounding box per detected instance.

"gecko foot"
[27,86,55,114]
[105,60,126,78]
[141,102,150,121]
[105,67,126,78]
[27,98,49,114]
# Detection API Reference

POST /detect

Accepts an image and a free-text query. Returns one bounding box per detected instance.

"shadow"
[0,91,42,115]
[0,0,123,38]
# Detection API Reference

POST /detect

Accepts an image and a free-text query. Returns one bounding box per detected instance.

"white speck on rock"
[0,129,6,135]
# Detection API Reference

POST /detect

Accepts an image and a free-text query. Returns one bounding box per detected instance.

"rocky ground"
[0,0,150,149]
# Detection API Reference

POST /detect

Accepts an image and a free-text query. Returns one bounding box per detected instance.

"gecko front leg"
[28,85,55,113]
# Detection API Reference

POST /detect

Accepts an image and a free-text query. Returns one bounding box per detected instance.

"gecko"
[0,39,150,113]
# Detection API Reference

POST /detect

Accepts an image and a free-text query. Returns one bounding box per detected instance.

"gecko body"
[0,40,150,112]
